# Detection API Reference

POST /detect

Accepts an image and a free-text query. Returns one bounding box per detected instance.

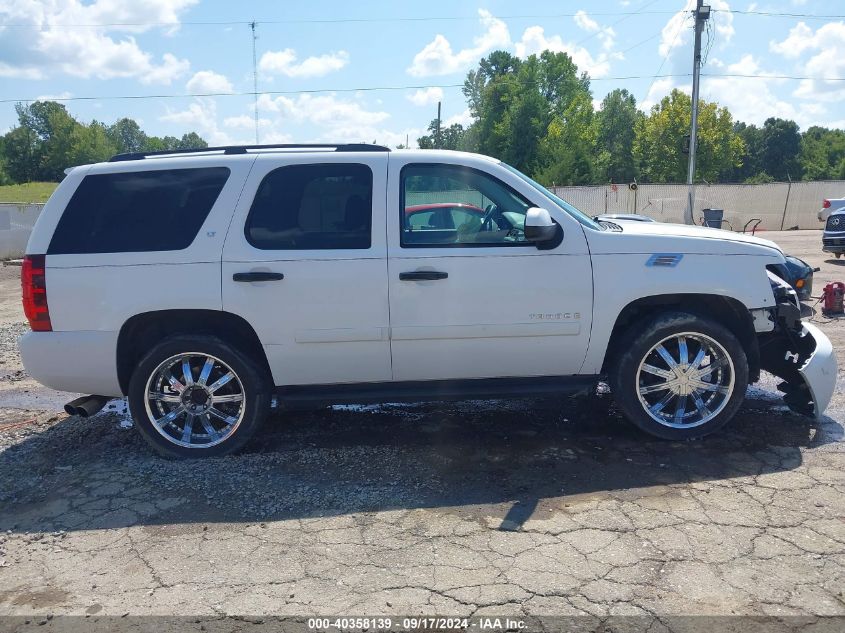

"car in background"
[819,197,845,222]
[405,202,485,230]
[823,209,845,259]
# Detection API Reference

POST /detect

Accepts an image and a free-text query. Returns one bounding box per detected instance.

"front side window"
[401,164,533,247]
[246,163,372,250]
[48,167,230,255]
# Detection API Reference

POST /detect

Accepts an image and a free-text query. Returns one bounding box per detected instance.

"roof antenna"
[250,20,259,144]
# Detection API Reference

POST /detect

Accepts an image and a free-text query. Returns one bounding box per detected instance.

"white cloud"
[770,22,845,103]
[769,22,815,59]
[406,87,444,106]
[258,49,349,78]
[256,93,420,146]
[407,9,510,77]
[574,10,616,51]
[574,10,599,33]
[186,70,233,94]
[0,0,194,83]
[34,91,72,102]
[641,77,678,111]
[257,93,390,128]
[444,109,473,127]
[700,55,825,128]
[160,98,235,145]
[224,115,261,129]
[658,0,733,58]
[515,26,615,78]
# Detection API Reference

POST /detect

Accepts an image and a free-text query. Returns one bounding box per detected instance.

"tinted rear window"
[245,163,372,250]
[48,167,230,255]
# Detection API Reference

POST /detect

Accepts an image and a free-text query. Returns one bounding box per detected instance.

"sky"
[1,0,844,148]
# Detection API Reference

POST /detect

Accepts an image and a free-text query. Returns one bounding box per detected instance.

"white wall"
[0,203,43,259]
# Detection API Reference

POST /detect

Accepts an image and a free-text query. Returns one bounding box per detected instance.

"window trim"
[399,163,537,249]
[47,166,231,255]
[244,162,374,251]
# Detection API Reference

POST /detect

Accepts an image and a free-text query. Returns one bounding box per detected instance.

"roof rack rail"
[109,143,391,162]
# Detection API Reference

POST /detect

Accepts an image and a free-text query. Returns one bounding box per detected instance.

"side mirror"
[524,207,558,243]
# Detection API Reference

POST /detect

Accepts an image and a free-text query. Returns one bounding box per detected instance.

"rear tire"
[609,312,748,440]
[128,334,271,458]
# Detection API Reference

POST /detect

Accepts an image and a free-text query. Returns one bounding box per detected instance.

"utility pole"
[436,101,442,149]
[684,0,710,225]
[250,20,259,144]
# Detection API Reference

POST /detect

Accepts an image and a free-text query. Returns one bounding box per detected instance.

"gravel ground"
[0,232,843,628]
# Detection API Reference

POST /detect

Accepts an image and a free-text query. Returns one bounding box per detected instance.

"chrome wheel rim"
[144,353,245,449]
[635,332,735,429]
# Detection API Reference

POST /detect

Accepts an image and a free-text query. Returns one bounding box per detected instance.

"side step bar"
[275,376,598,408]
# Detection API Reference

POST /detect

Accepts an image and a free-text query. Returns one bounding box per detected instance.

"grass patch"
[0,182,58,204]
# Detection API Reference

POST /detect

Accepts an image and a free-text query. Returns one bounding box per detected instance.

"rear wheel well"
[602,294,760,382]
[116,310,271,395]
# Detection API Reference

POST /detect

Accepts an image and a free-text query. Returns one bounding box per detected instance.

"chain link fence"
[550,180,844,231]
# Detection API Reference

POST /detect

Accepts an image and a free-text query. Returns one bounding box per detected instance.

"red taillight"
[21,254,51,332]
[823,199,831,208]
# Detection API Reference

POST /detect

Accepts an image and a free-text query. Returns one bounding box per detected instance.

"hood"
[586,221,784,257]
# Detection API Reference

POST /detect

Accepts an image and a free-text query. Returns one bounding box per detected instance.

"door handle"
[232,271,285,282]
[399,271,448,281]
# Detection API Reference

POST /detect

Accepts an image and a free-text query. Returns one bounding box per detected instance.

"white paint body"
[18,149,836,417]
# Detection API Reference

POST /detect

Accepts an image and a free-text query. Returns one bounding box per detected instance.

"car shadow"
[824,258,845,266]
[0,393,841,534]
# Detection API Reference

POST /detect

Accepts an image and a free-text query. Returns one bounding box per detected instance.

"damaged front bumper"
[757,274,838,417]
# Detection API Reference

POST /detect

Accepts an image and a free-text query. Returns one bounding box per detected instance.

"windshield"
[500,162,603,230]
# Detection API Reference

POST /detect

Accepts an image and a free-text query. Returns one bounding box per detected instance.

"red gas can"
[822,282,845,315]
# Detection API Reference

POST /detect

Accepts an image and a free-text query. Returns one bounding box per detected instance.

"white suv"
[20,144,837,458]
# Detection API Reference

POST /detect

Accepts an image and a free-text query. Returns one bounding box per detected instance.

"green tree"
[800,126,845,180]
[2,125,39,183]
[730,122,764,181]
[175,132,208,150]
[461,50,595,180]
[594,88,640,183]
[760,117,802,181]
[71,121,117,166]
[536,90,596,185]
[417,120,465,149]
[1,101,210,183]
[107,118,147,154]
[633,89,743,183]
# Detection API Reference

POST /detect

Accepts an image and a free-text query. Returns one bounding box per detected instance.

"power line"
[0,11,685,28]
[4,8,841,28]
[5,73,843,106]
[713,9,845,19]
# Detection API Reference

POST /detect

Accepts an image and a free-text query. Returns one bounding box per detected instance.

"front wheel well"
[601,294,760,382]
[116,310,271,395]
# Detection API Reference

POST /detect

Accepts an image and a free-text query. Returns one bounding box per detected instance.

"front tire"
[128,335,271,458]
[609,312,748,440]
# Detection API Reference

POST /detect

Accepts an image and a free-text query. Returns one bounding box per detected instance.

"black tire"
[128,334,271,458]
[609,311,749,440]
[836,253,842,259]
